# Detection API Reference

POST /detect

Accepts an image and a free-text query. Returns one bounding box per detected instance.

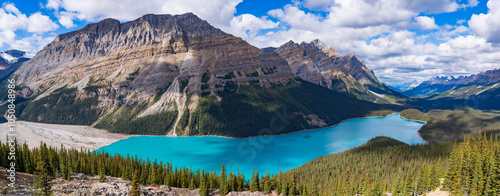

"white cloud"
[46,0,242,28]
[4,3,21,15]
[226,14,278,40]
[45,0,62,10]
[414,16,438,30]
[268,5,323,31]
[469,0,500,43]
[26,12,59,33]
[300,0,332,11]
[0,30,16,48]
[362,35,500,85]
[0,3,58,51]
[57,11,77,28]
[0,4,58,33]
[294,0,462,29]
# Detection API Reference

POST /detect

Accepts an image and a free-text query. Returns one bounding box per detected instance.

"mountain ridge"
[404,69,500,98]
[403,68,500,110]
[274,39,409,104]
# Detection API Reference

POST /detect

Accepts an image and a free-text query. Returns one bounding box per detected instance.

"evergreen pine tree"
[264,169,272,194]
[403,171,415,195]
[199,172,209,196]
[288,171,297,195]
[34,146,52,196]
[189,177,195,190]
[276,168,282,195]
[368,182,382,196]
[129,170,140,196]
[281,177,288,196]
[237,174,245,192]
[250,167,259,192]
[219,164,228,195]
[23,143,33,173]
[98,160,106,183]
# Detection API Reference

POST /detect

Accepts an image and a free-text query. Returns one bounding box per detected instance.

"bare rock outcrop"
[275,39,403,104]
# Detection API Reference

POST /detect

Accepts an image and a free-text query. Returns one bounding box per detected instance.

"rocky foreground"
[0,168,269,196]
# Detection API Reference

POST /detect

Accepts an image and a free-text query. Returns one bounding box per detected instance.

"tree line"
[1,134,498,195]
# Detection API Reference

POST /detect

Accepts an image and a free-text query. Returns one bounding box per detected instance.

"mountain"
[403,69,500,98]
[275,40,408,104]
[406,69,500,109]
[7,13,402,137]
[0,49,31,81]
[389,80,421,92]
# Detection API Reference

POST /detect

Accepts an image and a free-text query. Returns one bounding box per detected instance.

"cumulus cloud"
[268,5,323,31]
[413,16,438,30]
[26,12,60,33]
[362,35,500,85]
[469,0,500,43]
[226,14,278,40]
[236,0,498,85]
[295,0,463,29]
[0,3,58,51]
[45,0,242,28]
[0,4,58,33]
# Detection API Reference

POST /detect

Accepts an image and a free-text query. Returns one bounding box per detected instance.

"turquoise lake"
[98,113,425,178]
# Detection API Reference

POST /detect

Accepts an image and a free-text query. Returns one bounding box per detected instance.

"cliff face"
[16,13,294,98]
[275,40,405,104]
[12,13,298,136]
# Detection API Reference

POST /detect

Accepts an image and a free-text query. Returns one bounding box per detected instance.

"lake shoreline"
[398,115,429,144]
[172,112,429,144]
[7,112,428,151]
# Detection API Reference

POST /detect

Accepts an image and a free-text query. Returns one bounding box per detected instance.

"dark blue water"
[98,113,425,177]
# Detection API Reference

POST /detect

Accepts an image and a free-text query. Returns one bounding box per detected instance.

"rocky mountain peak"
[279,39,340,58]
[309,39,339,57]
[4,49,26,58]
[275,39,404,103]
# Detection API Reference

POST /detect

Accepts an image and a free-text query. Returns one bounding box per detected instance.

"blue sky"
[1,0,499,85]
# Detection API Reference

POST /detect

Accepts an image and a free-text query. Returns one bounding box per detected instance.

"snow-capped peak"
[0,52,16,63]
[0,50,33,63]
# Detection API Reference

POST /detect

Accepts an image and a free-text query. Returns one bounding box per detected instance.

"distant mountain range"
[3,13,402,137]
[389,80,421,92]
[402,69,500,109]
